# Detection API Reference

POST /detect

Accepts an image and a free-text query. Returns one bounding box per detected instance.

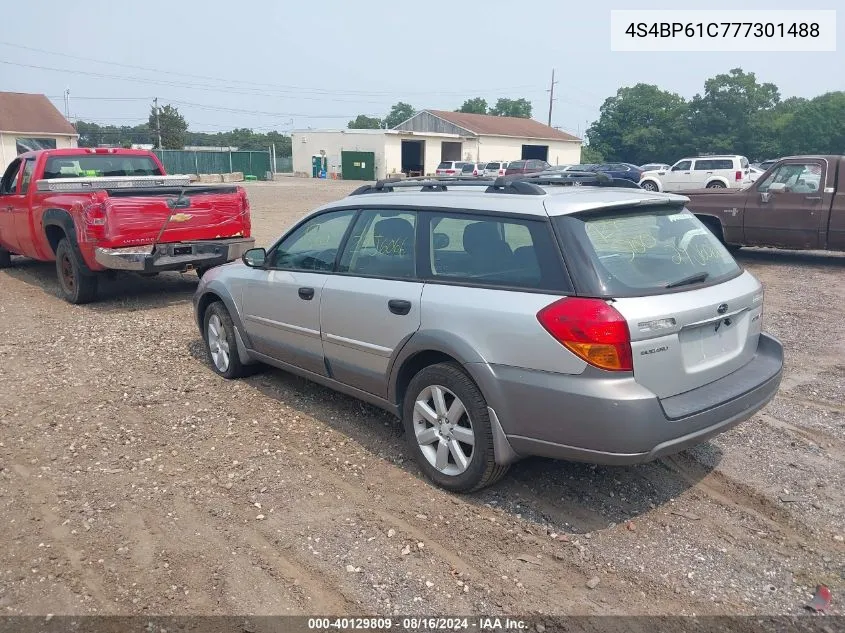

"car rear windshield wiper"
[665,272,710,288]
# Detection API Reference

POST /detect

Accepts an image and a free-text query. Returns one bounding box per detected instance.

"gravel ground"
[0,178,842,618]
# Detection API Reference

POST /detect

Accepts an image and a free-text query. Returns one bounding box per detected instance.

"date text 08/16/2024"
[307,617,528,630]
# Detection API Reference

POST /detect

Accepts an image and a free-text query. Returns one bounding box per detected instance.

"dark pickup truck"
[681,155,845,252]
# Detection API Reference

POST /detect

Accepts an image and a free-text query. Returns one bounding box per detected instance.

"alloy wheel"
[207,314,230,372]
[412,384,475,476]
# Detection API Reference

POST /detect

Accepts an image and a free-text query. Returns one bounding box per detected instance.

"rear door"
[0,159,24,253]
[561,207,763,399]
[742,158,829,248]
[240,209,357,374]
[320,208,424,397]
[11,158,37,256]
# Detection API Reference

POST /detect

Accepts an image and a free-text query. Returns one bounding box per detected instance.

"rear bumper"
[468,333,783,466]
[93,238,254,273]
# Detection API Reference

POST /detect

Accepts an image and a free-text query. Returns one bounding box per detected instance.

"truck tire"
[0,248,11,269]
[55,238,98,304]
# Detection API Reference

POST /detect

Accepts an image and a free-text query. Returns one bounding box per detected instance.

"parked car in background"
[0,148,253,304]
[460,163,478,177]
[482,161,509,177]
[684,156,842,253]
[748,166,764,182]
[639,155,752,192]
[547,164,574,171]
[435,161,470,176]
[592,163,644,183]
[640,163,671,172]
[561,164,599,172]
[465,162,486,177]
[758,159,780,171]
[504,159,550,175]
[193,173,783,492]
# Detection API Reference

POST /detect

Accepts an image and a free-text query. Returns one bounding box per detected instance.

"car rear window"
[437,162,453,170]
[485,162,500,170]
[554,207,741,297]
[44,155,163,179]
[461,164,475,173]
[507,161,526,169]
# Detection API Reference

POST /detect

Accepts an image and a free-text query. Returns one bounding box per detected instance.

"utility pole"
[153,97,162,149]
[547,69,558,127]
[63,88,70,120]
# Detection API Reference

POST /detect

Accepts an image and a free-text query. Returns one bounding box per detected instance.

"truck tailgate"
[98,187,249,247]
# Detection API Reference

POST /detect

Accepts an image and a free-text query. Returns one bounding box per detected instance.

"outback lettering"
[641,345,669,356]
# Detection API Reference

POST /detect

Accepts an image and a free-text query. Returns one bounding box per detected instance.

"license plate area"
[173,245,193,256]
[679,315,744,370]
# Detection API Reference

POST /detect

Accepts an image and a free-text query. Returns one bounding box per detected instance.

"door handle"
[388,299,412,315]
[298,287,315,300]
[805,196,821,200]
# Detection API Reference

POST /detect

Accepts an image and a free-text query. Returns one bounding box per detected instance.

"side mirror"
[433,232,450,249]
[768,183,787,193]
[242,247,267,268]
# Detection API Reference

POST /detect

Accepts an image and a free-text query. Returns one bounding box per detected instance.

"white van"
[639,155,752,192]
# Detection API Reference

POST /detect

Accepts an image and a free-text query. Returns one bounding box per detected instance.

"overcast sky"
[3,0,842,138]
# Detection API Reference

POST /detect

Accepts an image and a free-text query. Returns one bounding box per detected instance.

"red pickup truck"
[0,148,253,303]
[681,155,845,253]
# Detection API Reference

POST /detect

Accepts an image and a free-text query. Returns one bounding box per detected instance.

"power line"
[0,40,544,98]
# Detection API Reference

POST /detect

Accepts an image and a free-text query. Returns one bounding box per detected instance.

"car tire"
[640,180,659,192]
[706,181,726,189]
[0,248,11,269]
[203,300,248,379]
[403,362,509,493]
[55,238,98,304]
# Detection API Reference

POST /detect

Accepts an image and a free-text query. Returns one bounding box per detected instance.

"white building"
[0,92,78,167]
[292,109,582,180]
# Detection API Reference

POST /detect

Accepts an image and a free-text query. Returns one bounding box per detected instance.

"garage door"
[341,151,375,181]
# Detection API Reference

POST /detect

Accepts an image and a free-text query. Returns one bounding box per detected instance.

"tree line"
[73,105,293,155]
[585,68,845,165]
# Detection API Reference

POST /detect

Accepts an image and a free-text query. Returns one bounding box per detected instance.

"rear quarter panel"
[681,188,749,244]
[828,159,845,250]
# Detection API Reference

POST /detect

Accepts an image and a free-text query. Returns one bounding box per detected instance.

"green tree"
[688,68,780,158]
[384,102,416,128]
[149,103,188,149]
[586,84,691,165]
[457,98,488,115]
[780,91,845,156]
[579,144,604,164]
[489,98,532,118]
[348,114,382,129]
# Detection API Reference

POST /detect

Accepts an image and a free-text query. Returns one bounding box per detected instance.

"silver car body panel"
[193,184,783,468]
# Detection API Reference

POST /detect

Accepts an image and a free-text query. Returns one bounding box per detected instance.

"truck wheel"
[698,217,741,253]
[55,238,98,304]
[403,362,509,493]
[640,180,659,192]
[203,301,249,379]
[0,248,11,269]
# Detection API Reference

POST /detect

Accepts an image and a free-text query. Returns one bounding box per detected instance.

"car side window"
[758,162,822,194]
[268,209,356,272]
[0,159,22,195]
[20,159,35,194]
[339,209,417,279]
[422,212,569,291]
[672,160,691,172]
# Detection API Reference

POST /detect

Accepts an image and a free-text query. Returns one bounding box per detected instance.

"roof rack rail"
[347,171,642,196]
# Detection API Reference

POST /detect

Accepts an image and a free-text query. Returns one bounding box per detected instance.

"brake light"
[536,297,633,371]
[83,202,107,241]
[735,170,742,181]
[446,169,455,174]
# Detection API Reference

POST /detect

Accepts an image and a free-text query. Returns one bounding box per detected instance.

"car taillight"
[83,202,107,240]
[446,169,455,174]
[536,297,633,371]
[735,170,742,181]
[499,169,505,175]
[237,187,251,234]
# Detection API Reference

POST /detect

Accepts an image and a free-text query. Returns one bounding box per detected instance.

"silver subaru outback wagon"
[193,175,783,492]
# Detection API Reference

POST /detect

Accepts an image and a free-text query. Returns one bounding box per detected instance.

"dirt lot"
[0,178,842,619]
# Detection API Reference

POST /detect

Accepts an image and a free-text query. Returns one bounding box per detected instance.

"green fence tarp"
[153,150,274,180]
